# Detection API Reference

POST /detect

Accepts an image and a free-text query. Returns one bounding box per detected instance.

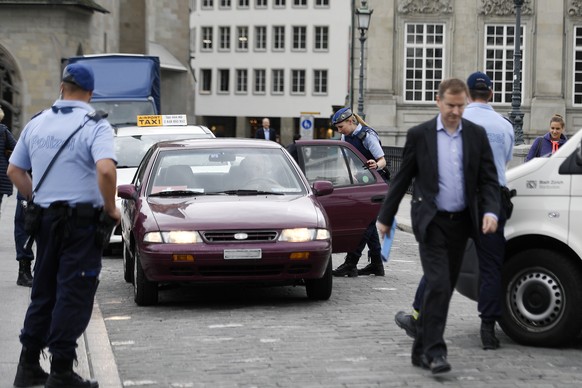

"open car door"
[295,140,389,253]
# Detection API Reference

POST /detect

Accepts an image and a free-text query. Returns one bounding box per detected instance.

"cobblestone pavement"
[96,229,582,388]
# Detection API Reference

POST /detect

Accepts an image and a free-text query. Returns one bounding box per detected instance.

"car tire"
[305,257,333,300]
[123,241,134,284]
[134,251,159,306]
[500,249,582,346]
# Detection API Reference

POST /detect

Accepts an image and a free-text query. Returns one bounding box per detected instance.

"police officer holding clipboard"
[8,63,119,388]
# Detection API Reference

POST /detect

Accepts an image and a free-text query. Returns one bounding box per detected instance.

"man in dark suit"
[376,78,500,374]
[255,117,277,141]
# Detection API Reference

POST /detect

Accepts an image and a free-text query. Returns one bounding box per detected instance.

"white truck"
[457,128,582,347]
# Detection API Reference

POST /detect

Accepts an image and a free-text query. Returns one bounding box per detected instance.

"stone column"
[529,0,566,140]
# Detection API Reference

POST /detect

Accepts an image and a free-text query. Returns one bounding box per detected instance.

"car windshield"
[115,134,199,168]
[147,147,307,196]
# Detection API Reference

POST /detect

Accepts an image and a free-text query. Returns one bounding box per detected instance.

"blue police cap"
[62,63,95,91]
[467,71,492,91]
[331,107,353,125]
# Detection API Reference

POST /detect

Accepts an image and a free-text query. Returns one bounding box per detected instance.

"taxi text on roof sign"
[137,115,188,127]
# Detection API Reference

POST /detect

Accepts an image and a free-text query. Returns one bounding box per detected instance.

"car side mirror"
[312,180,334,196]
[117,184,138,200]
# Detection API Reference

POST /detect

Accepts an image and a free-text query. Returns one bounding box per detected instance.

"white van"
[457,128,582,347]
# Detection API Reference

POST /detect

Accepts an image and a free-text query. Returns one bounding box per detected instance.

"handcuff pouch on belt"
[23,201,42,235]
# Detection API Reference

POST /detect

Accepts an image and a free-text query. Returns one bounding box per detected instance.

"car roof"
[153,137,285,150]
[114,125,214,137]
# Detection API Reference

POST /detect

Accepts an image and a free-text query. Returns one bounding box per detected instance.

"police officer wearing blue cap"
[331,107,388,277]
[8,63,120,388]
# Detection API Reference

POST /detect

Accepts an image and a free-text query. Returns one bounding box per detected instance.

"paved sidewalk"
[0,197,122,388]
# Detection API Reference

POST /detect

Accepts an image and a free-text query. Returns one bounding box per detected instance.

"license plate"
[223,249,262,260]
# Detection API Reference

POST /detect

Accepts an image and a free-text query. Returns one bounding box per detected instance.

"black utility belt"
[43,202,101,219]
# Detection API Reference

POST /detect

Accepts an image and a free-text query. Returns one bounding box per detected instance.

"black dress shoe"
[357,262,385,276]
[481,321,500,350]
[428,356,451,374]
[395,311,417,338]
[411,354,429,369]
[45,371,99,388]
[332,262,358,277]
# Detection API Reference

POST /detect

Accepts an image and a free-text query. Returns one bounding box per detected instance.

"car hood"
[146,195,326,230]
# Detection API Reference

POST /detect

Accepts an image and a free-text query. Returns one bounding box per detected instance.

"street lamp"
[509,0,525,145]
[355,0,373,118]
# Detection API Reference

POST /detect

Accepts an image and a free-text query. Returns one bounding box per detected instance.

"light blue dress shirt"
[435,114,466,212]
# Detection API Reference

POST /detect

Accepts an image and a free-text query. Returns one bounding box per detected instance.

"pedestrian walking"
[8,63,120,388]
[376,78,500,374]
[331,107,388,277]
[0,106,17,218]
[394,71,514,350]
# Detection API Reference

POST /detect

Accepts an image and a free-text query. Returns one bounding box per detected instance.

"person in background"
[286,133,301,162]
[525,114,567,161]
[394,71,514,350]
[376,78,500,374]
[8,63,119,388]
[0,107,34,287]
[330,107,388,277]
[0,107,17,218]
[255,117,278,142]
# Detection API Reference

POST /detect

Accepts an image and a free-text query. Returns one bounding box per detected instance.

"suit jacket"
[255,127,277,141]
[377,117,500,243]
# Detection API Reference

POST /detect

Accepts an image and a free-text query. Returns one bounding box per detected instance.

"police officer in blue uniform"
[331,107,388,277]
[8,63,120,388]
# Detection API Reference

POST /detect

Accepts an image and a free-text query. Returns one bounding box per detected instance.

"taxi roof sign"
[137,114,188,127]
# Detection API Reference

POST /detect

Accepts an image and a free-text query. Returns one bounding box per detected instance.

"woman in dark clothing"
[525,114,568,161]
[0,107,17,211]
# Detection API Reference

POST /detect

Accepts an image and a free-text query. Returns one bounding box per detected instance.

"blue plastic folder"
[381,218,397,263]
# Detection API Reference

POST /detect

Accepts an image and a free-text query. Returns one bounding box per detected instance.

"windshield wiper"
[149,190,206,197]
[212,190,284,196]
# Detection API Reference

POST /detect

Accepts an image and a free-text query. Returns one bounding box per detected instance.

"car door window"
[300,145,375,187]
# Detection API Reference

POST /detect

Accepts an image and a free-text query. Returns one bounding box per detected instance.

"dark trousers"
[411,217,506,322]
[412,211,470,361]
[476,216,506,322]
[14,199,34,262]
[19,212,101,360]
[348,221,382,262]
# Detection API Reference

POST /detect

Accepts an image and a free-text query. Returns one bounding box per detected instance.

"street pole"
[355,0,373,119]
[509,0,525,145]
[357,29,366,118]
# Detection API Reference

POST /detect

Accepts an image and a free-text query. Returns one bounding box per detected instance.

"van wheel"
[123,241,134,284]
[133,251,158,306]
[500,249,582,346]
[305,257,333,300]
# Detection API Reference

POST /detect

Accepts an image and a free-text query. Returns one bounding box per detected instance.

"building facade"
[363,0,582,146]
[0,0,193,137]
[189,0,353,145]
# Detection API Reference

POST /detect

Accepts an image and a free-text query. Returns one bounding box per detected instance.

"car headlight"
[278,228,330,242]
[143,231,202,244]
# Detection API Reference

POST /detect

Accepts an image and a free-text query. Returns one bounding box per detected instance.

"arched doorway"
[0,46,22,136]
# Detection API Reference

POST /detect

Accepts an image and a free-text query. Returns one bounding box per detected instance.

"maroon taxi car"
[118,138,387,305]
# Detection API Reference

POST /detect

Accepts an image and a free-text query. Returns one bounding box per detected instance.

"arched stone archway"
[0,46,22,136]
